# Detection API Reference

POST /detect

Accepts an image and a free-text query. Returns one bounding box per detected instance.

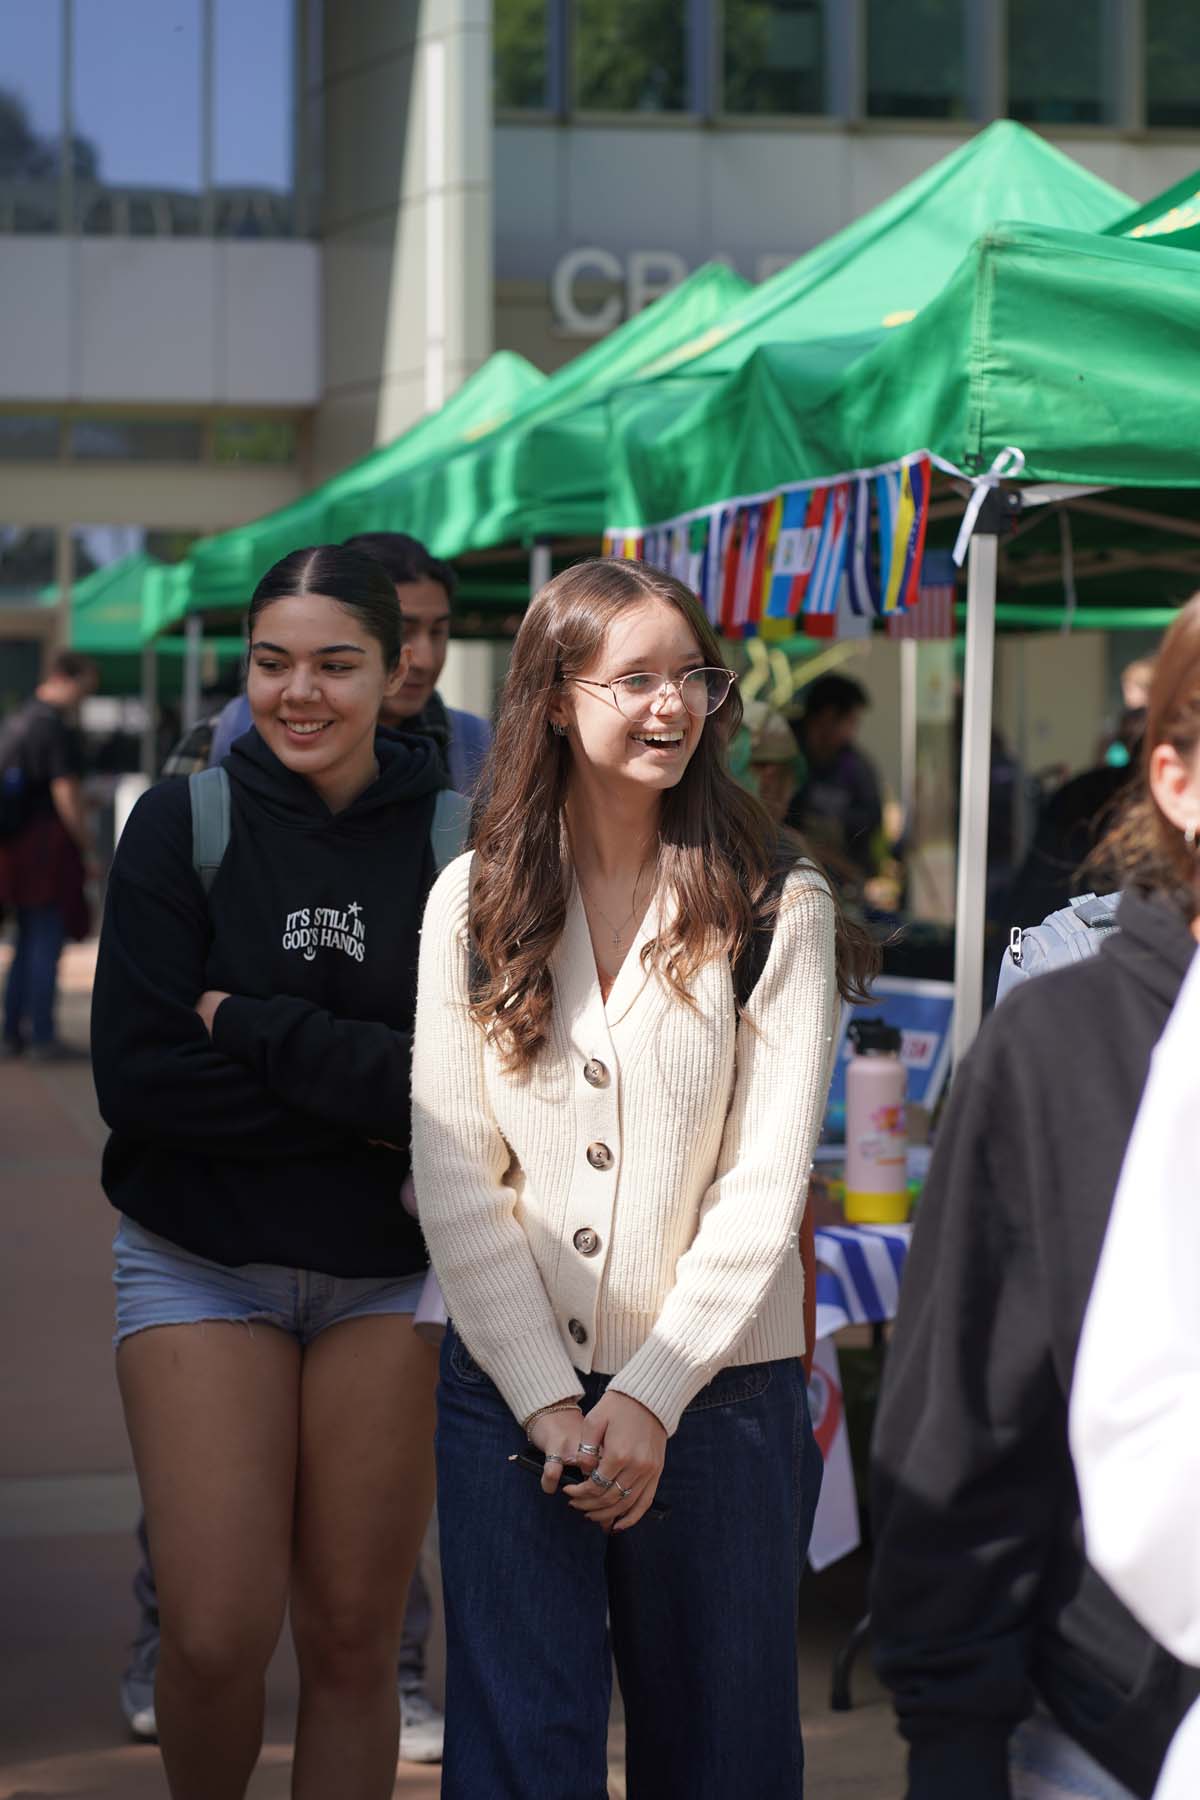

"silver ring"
[577,1441,601,1457]
[589,1471,614,1491]
[615,1483,632,1500]
[543,1452,564,1465]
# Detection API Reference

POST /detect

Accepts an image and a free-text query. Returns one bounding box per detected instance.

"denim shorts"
[112,1215,427,1349]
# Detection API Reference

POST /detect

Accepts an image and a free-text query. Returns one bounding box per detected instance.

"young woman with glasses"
[411,557,876,1798]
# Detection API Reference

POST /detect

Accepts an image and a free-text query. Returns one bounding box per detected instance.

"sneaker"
[120,1625,159,1743]
[399,1688,444,1764]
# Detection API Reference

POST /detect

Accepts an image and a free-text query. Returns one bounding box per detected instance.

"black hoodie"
[92,728,442,1277]
[870,889,1200,1800]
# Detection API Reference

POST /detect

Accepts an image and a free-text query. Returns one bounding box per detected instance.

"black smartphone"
[508,1450,671,1522]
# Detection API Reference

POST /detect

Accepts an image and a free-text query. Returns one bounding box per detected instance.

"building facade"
[3,0,1200,698]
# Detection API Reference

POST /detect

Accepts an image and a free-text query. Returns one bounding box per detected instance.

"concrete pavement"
[0,939,904,1797]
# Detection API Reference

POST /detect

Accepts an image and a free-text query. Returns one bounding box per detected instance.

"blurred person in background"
[741,696,800,826]
[786,673,884,889]
[1005,653,1155,932]
[0,650,99,1060]
[870,599,1200,1800]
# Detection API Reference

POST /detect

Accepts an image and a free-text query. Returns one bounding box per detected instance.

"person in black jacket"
[870,593,1200,1800]
[92,546,443,1800]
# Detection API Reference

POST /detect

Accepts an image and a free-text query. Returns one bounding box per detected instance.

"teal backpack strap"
[188,765,232,897]
[430,786,470,873]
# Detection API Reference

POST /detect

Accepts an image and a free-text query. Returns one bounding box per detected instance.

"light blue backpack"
[996,891,1120,1003]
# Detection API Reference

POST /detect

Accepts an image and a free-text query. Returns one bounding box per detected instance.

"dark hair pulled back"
[1098,592,1200,916]
[248,545,403,668]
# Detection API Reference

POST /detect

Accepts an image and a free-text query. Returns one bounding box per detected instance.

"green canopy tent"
[604,220,1200,1056]
[184,350,548,617]
[322,261,751,565]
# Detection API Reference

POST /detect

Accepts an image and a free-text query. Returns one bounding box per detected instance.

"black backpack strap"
[188,765,232,898]
[732,848,797,1012]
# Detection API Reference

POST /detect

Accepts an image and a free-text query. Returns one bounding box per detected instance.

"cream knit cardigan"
[411,852,837,1436]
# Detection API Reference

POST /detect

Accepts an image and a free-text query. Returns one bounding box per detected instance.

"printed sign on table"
[822,975,954,1144]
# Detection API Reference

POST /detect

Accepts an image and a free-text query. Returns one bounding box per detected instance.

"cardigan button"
[583,1058,609,1088]
[568,1318,588,1345]
[573,1227,600,1257]
[586,1142,614,1172]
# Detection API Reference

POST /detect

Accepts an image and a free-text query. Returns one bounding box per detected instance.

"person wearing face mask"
[411,558,877,1798]
[93,546,443,1800]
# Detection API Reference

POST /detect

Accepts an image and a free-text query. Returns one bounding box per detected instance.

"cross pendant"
[612,929,622,947]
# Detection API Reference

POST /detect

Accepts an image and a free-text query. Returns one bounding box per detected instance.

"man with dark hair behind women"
[786,672,884,886]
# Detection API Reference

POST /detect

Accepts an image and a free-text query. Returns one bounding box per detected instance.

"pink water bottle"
[844,1018,908,1223]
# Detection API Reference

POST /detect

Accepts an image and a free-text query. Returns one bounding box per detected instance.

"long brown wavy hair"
[1095,592,1200,918]
[469,558,878,1070]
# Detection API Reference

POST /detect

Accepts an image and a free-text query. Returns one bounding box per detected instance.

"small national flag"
[758,494,783,620]
[805,481,852,617]
[732,504,764,636]
[719,508,744,636]
[769,487,827,617]
[898,455,931,611]
[886,549,957,640]
[847,475,881,616]
[881,466,915,614]
[690,513,713,614]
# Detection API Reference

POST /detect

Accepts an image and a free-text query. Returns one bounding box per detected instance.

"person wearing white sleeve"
[411,556,876,1799]
[1072,944,1200,1800]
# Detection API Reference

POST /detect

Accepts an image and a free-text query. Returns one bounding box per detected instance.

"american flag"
[886,549,958,640]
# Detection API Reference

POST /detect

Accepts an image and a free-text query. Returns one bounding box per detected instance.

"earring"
[551,722,568,738]
[1187,823,1199,852]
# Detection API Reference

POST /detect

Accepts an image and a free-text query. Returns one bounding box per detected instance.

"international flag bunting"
[804,481,852,618]
[607,447,934,635]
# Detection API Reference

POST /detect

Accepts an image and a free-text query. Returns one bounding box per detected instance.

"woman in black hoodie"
[870,596,1200,1800]
[92,546,443,1800]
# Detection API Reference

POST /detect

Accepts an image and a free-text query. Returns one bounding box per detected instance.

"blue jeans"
[4,903,65,1047]
[437,1327,822,1800]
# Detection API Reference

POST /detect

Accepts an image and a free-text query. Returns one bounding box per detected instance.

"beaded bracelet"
[523,1398,584,1439]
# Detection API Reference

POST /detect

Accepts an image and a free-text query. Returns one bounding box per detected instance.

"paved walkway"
[0,940,903,1797]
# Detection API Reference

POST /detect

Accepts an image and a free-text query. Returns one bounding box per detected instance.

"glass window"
[866,0,966,118]
[575,0,688,112]
[212,0,296,237]
[1146,0,1200,129]
[69,418,206,462]
[0,415,61,460]
[0,526,59,603]
[212,418,298,464]
[495,0,550,108]
[0,2,62,233]
[723,0,824,116]
[1007,0,1108,125]
[72,0,204,235]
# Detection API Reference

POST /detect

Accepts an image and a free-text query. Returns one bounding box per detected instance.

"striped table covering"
[814,1223,912,1341]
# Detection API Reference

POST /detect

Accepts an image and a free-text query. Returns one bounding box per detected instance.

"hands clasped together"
[527,1390,667,1532]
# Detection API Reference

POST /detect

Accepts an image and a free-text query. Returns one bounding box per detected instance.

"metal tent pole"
[183,616,204,732]
[530,538,552,595]
[951,532,998,1066]
[140,645,159,777]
